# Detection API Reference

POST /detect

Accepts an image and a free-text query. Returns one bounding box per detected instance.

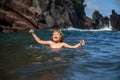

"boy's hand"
[29,29,34,34]
[80,40,85,46]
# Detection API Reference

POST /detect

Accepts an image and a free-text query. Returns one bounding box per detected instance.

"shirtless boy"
[29,29,85,48]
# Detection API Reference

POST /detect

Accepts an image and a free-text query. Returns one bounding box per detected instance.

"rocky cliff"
[0,0,119,32]
[91,10,109,29]
[91,9,120,30]
[0,0,92,32]
[110,10,120,30]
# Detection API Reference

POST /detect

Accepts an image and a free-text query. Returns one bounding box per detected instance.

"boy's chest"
[50,43,64,48]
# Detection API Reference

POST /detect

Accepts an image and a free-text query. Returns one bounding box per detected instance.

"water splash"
[63,26,112,31]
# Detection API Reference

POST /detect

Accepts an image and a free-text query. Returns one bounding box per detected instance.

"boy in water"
[29,29,85,48]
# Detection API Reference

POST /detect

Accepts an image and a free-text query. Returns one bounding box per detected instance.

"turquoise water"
[0,29,120,80]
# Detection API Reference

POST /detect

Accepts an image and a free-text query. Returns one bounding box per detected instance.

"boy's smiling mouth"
[54,36,58,39]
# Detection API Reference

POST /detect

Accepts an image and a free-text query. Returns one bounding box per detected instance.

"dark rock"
[91,10,111,29]
[0,0,95,32]
[0,25,3,32]
[103,17,109,27]
[44,12,55,27]
[110,9,120,30]
[0,25,15,33]
[92,10,104,29]
[28,7,42,16]
[34,0,87,29]
[12,21,32,31]
[83,16,92,29]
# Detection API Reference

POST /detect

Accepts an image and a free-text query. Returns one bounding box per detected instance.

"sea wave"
[62,26,112,31]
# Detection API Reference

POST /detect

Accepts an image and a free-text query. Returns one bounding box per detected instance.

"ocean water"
[0,29,120,80]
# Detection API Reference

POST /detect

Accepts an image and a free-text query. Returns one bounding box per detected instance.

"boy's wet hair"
[52,29,64,42]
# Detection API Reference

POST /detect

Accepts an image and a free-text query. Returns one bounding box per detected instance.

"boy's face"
[52,31,62,43]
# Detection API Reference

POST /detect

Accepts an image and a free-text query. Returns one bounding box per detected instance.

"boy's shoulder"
[61,42,67,45]
[47,40,53,43]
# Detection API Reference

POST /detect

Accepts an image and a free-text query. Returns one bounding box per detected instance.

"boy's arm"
[64,40,85,48]
[30,29,51,45]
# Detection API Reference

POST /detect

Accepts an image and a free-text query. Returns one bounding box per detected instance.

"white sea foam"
[63,26,112,31]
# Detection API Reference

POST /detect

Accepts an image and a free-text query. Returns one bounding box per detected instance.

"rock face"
[0,0,38,32]
[91,9,120,30]
[0,0,119,32]
[110,10,120,30]
[33,0,90,29]
[92,10,109,29]
[0,10,34,32]
[0,0,92,32]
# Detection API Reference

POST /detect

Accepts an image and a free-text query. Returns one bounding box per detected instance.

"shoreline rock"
[0,0,120,32]
[110,10,120,30]
[0,0,90,32]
